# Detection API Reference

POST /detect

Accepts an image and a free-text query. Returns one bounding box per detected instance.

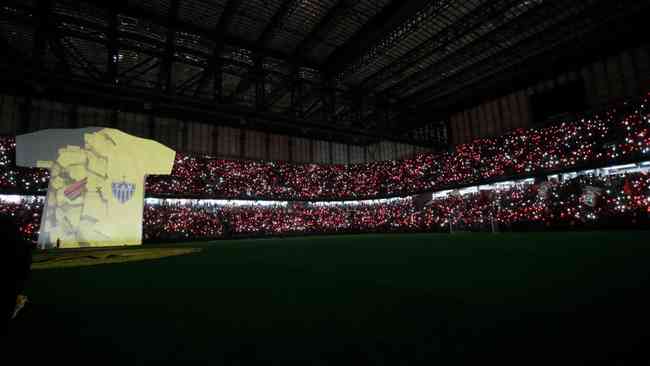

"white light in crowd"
[145,197,289,207]
[0,195,24,204]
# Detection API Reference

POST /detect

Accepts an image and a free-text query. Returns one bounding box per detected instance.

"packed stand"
[138,92,650,199]
[3,172,648,242]
[138,172,650,238]
[0,197,43,241]
[1,94,649,200]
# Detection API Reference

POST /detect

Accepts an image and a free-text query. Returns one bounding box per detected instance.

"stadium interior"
[2,0,650,363]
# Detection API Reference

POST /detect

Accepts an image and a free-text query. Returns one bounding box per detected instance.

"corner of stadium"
[2,0,650,364]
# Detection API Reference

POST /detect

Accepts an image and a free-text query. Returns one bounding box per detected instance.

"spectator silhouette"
[1,215,32,329]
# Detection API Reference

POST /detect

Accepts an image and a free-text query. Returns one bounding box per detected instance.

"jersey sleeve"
[141,140,176,175]
[100,128,176,175]
[15,131,55,168]
[16,128,101,168]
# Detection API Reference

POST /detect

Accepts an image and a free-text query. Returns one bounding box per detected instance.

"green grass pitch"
[9,232,650,364]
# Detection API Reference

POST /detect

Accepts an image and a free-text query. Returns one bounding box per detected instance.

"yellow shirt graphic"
[16,128,176,248]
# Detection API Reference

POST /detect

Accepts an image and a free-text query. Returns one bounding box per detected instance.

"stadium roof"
[1,0,648,145]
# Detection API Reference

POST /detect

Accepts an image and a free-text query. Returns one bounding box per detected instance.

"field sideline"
[9,232,650,364]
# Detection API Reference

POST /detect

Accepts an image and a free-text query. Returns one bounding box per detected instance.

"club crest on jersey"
[112,181,135,204]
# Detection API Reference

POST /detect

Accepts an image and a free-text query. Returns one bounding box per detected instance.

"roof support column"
[106,5,119,85]
[290,69,304,118]
[159,0,179,95]
[254,54,266,111]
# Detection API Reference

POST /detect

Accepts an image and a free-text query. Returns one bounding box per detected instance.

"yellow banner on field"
[16,128,176,248]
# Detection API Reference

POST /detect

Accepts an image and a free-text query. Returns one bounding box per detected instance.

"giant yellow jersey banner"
[16,128,176,248]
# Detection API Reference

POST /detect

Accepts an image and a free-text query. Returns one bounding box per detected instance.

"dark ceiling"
[0,0,648,146]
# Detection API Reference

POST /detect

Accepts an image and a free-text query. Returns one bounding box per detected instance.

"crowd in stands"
[0,198,42,242]
[3,172,649,242]
[153,172,649,238]
[1,93,649,200]
[1,93,649,243]
[421,172,650,231]
[145,100,649,199]
[142,205,224,240]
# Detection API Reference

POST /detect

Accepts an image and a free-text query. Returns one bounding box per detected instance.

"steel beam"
[106,4,119,84]
[394,0,648,132]
[406,0,642,107]
[292,0,361,59]
[196,0,246,100]
[159,0,180,95]
[73,0,315,67]
[62,38,106,80]
[231,0,301,105]
[257,0,300,47]
[323,0,430,77]
[32,0,52,75]
[359,0,520,92]
[386,0,563,97]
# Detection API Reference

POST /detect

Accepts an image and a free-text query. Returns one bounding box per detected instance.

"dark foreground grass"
[9,232,650,364]
[32,247,202,269]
